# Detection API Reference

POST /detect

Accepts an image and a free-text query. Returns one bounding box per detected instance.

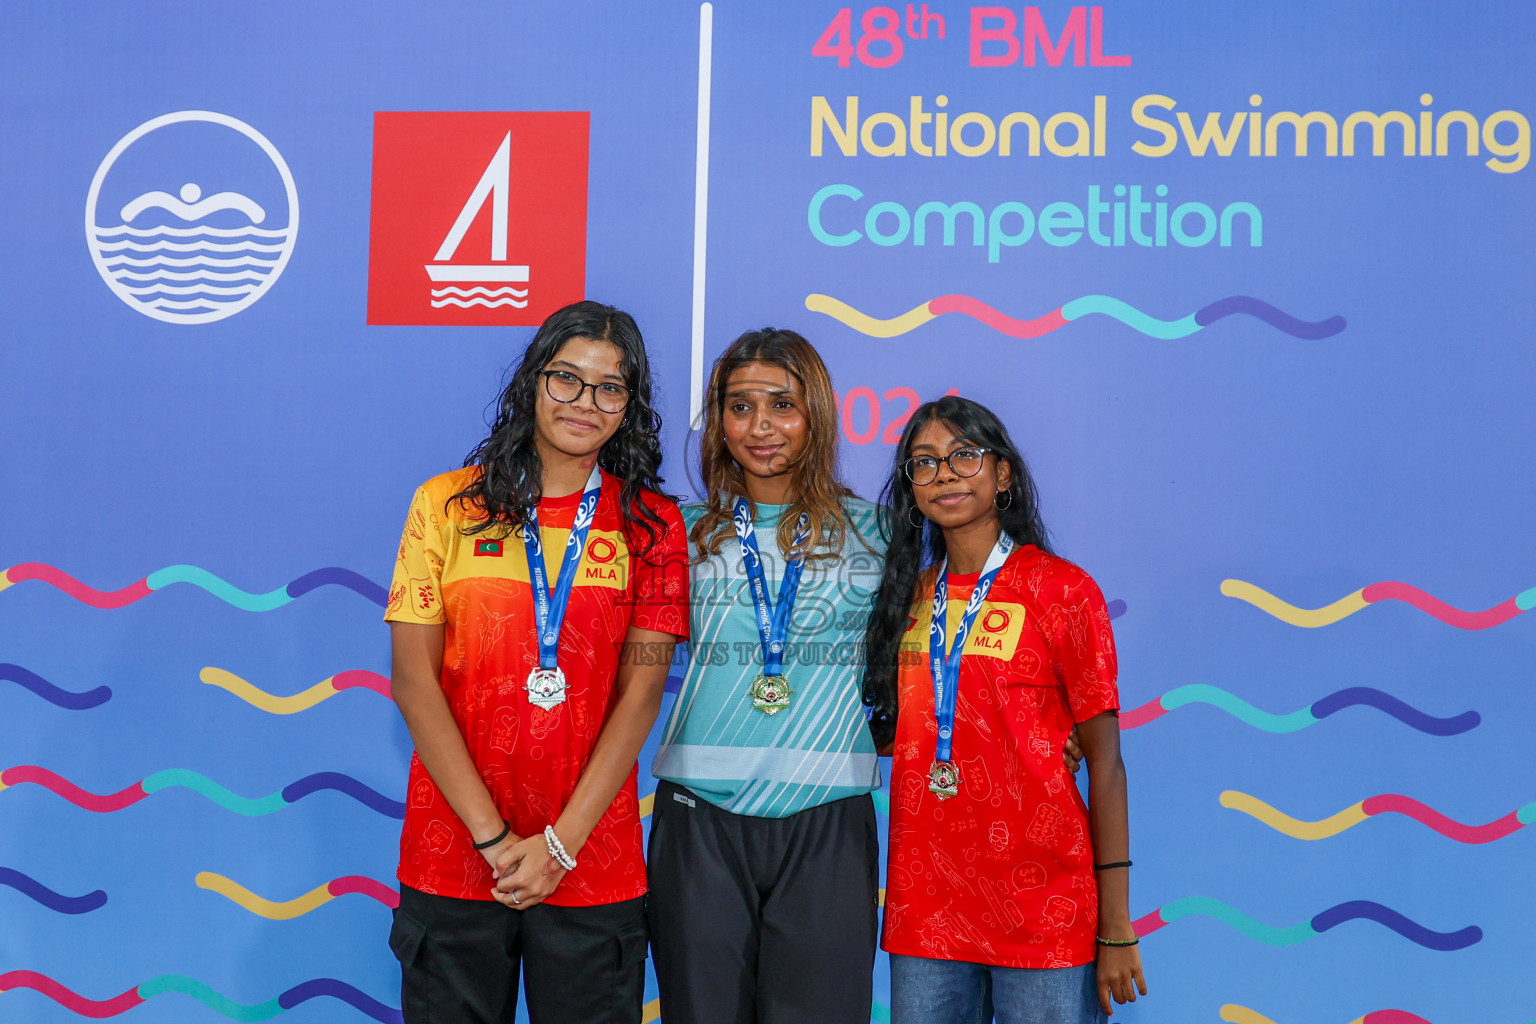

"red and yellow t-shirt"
[881,544,1119,968]
[385,467,688,906]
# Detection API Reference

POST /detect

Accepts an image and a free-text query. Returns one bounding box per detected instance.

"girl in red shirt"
[386,301,689,1024]
[863,396,1147,1023]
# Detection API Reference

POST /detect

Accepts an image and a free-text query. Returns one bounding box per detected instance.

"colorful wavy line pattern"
[0,766,405,819]
[1221,790,1536,843]
[1221,1006,1444,1024]
[1221,578,1536,629]
[1,664,111,709]
[0,971,400,1022]
[200,667,392,713]
[806,293,1346,340]
[1119,685,1478,735]
[196,871,399,919]
[0,563,387,610]
[0,867,106,914]
[1132,898,1480,950]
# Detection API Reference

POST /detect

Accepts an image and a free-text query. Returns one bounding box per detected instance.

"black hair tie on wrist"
[473,821,510,850]
[1094,860,1132,871]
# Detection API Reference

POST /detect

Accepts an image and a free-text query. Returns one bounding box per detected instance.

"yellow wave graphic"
[200,667,339,714]
[1220,791,1369,839]
[1221,1007,1280,1024]
[805,294,934,338]
[195,871,333,920]
[1220,580,1369,627]
[643,998,660,1022]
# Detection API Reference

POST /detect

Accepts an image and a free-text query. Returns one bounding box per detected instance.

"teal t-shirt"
[651,496,885,817]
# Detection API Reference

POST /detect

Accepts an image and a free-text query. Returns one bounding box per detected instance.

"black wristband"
[472,821,510,850]
[1094,860,1132,871]
[1096,936,1139,947]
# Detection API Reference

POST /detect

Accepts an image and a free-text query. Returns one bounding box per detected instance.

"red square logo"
[367,111,589,326]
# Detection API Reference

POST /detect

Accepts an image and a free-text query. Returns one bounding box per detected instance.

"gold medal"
[748,673,793,715]
[928,759,960,800]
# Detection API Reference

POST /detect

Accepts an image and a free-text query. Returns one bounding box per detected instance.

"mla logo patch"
[367,112,589,326]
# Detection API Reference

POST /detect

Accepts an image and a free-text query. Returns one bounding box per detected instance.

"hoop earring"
[994,490,1014,510]
[907,507,926,530]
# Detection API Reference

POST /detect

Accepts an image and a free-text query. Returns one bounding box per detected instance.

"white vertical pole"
[689,2,714,428]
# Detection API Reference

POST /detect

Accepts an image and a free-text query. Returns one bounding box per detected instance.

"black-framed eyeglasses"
[903,446,993,486]
[541,370,632,414]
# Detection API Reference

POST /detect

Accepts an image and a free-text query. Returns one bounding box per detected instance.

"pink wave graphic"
[928,295,1069,338]
[3,564,151,609]
[1361,794,1527,844]
[328,875,402,907]
[0,766,146,811]
[0,971,143,1016]
[1360,583,1523,630]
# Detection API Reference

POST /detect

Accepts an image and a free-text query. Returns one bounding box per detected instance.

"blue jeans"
[888,954,1105,1024]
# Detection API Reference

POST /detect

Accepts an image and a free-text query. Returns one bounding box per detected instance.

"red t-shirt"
[881,544,1119,968]
[385,467,688,905]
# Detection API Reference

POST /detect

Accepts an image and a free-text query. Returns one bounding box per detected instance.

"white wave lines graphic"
[91,224,285,312]
[429,284,529,309]
[430,286,530,298]
[104,255,276,270]
[95,224,288,239]
[431,296,530,309]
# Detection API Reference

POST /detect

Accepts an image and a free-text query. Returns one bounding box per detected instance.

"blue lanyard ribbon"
[929,533,1014,762]
[733,498,811,676]
[521,466,604,671]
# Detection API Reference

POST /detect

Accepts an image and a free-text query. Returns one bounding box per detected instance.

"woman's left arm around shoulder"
[1078,711,1148,1016]
[494,626,677,908]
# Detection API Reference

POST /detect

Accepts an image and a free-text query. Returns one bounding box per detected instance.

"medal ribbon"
[930,532,1014,762]
[521,466,604,671]
[733,498,812,677]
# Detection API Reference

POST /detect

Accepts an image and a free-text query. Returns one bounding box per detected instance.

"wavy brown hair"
[691,328,856,562]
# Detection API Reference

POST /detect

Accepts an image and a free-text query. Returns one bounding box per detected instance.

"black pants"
[390,886,647,1024]
[647,781,880,1024]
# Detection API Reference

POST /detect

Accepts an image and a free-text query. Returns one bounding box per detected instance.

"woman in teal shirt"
[649,328,884,1024]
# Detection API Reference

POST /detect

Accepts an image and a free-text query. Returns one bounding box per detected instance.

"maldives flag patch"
[474,539,504,557]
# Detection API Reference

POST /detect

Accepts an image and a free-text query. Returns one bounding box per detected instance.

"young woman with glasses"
[863,395,1146,1024]
[646,328,887,1024]
[384,300,689,1024]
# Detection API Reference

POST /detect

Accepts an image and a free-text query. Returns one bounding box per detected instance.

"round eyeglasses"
[541,370,632,414]
[903,446,993,486]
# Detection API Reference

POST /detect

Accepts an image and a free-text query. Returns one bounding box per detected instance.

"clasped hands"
[480,831,567,910]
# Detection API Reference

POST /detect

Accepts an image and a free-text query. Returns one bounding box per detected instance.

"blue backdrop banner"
[1,3,1532,1023]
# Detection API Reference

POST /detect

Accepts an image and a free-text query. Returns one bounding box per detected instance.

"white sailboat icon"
[426,132,530,308]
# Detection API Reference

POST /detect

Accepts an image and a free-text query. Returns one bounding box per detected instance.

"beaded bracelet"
[544,825,578,871]
[1096,936,1140,947]
[472,821,510,851]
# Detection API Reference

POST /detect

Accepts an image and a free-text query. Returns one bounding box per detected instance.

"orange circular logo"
[588,537,617,563]
[981,609,1010,633]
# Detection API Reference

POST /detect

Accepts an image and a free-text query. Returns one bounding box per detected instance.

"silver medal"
[526,666,567,710]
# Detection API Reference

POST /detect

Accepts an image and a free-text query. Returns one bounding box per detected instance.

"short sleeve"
[1042,563,1119,723]
[627,497,690,639]
[385,485,448,624]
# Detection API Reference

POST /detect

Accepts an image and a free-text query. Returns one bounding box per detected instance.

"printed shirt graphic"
[386,467,688,905]
[881,545,1119,969]
[652,498,885,818]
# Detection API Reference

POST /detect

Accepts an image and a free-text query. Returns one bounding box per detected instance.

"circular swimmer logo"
[981,609,1011,633]
[85,111,299,325]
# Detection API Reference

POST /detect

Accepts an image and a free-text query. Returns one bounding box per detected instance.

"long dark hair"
[450,300,669,555]
[690,328,856,562]
[862,396,1052,747]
